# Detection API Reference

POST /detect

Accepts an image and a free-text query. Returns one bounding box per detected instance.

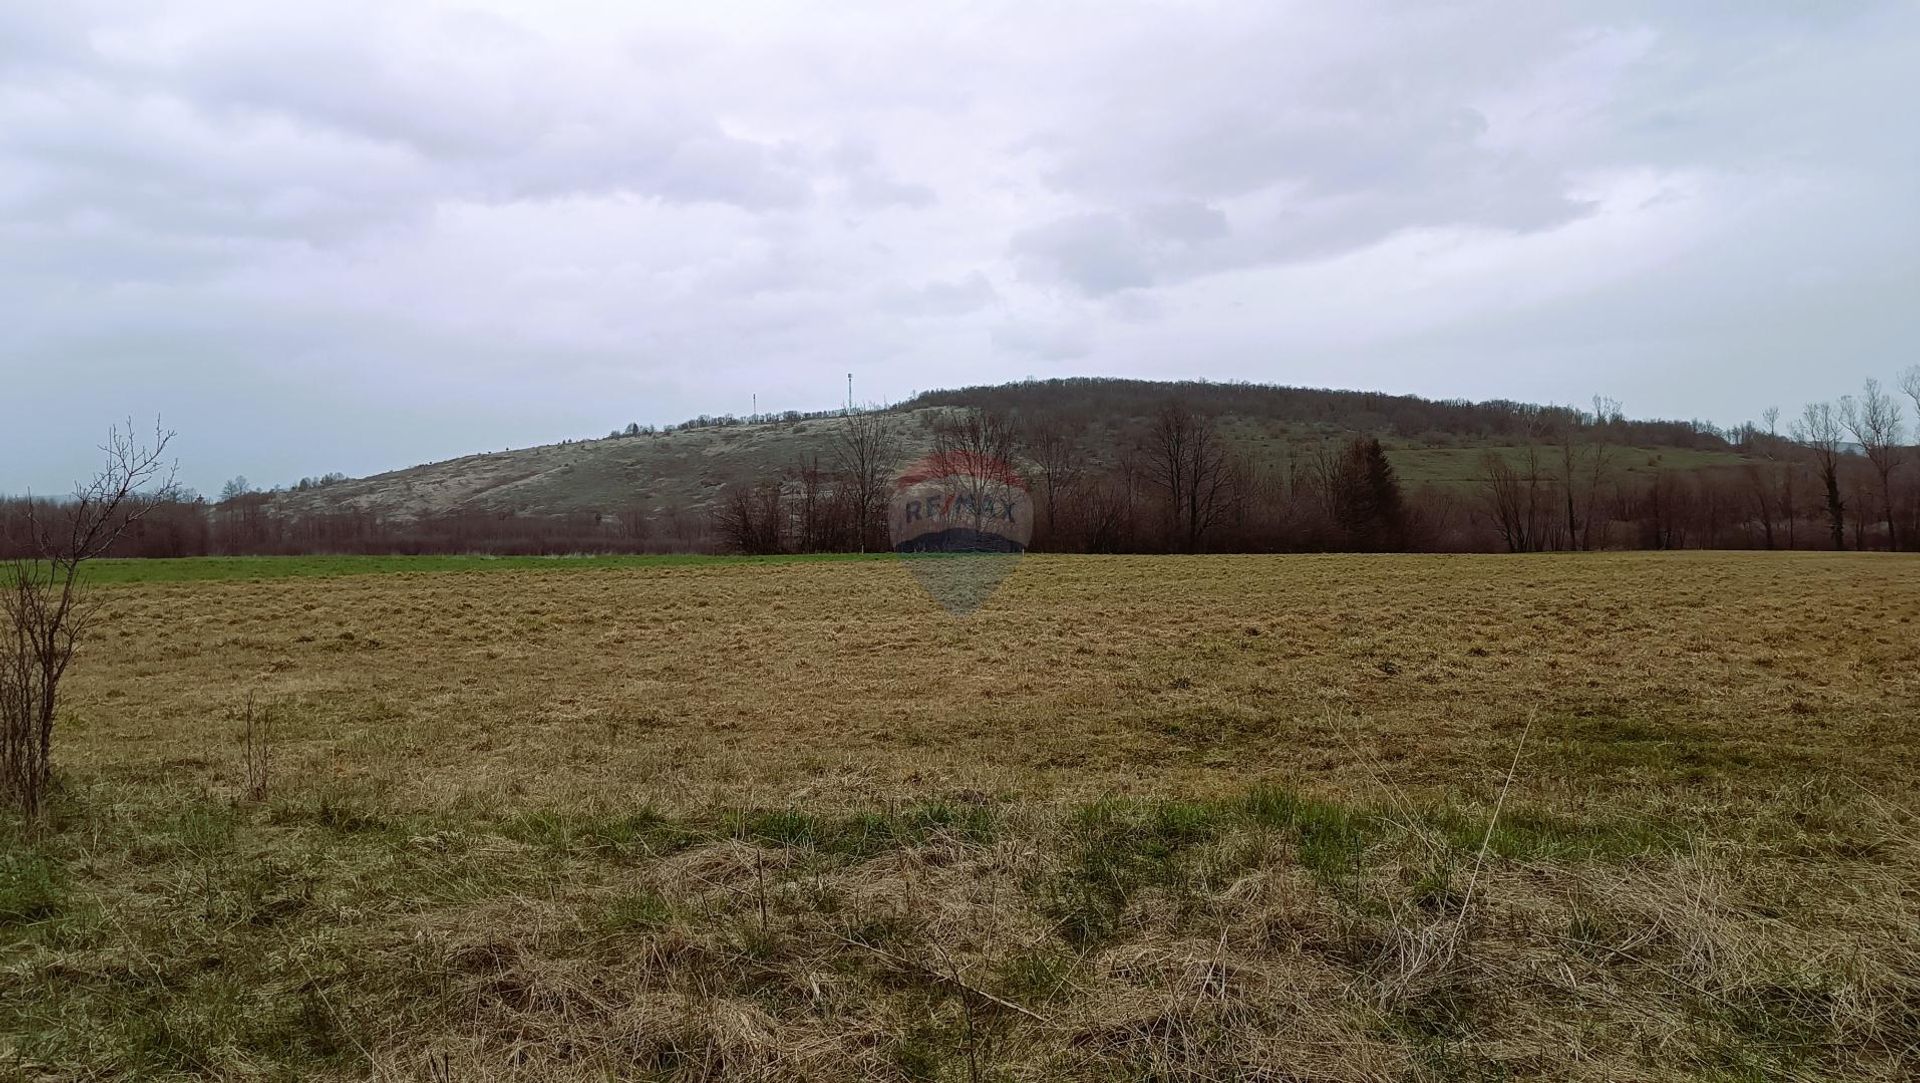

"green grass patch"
[1543,712,1752,782]
[732,802,999,859]
[496,807,698,862]
[1241,787,1380,879]
[1033,787,1681,943]
[1424,804,1683,862]
[1039,799,1226,946]
[993,947,1079,1007]
[598,889,679,933]
[1033,787,1680,947]
[0,850,65,930]
[46,551,892,587]
[488,802,999,868]
[265,793,409,839]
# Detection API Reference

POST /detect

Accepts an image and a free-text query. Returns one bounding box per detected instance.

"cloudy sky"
[3,2,1916,495]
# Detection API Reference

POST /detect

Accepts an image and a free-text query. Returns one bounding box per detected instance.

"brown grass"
[3,551,1917,1079]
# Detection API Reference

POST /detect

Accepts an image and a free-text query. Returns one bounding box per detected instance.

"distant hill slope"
[271,409,939,523]
[270,378,1746,522]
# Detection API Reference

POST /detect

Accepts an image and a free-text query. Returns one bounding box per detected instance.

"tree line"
[714,370,1920,556]
[0,494,711,559]
[710,400,1454,555]
[904,377,1730,450]
[6,372,1917,559]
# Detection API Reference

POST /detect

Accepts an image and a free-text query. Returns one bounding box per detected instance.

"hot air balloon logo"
[889,450,1031,613]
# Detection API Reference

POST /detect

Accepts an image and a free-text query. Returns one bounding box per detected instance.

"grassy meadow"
[4,552,1918,1080]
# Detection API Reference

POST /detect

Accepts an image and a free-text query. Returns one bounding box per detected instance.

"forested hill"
[258,377,1736,527]
[901,378,1723,451]
[20,375,1889,557]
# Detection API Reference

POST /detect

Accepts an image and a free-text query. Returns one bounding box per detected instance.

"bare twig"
[831,932,1051,1024]
[2,420,175,815]
[241,693,273,803]
[1457,712,1533,931]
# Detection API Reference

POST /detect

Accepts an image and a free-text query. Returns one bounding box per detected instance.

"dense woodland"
[4,376,1918,558]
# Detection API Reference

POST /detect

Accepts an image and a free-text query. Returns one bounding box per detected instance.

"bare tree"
[931,407,1018,466]
[1742,461,1778,549]
[1552,407,1584,550]
[832,410,903,553]
[3,421,175,815]
[787,453,847,554]
[1641,470,1688,549]
[1779,458,1799,550]
[1905,367,1920,549]
[1021,412,1086,550]
[1750,406,1799,548]
[1537,397,1627,550]
[1740,404,1784,549]
[1478,449,1550,553]
[1478,407,1555,552]
[616,502,654,549]
[1142,401,1234,552]
[711,481,785,555]
[1840,379,1906,550]
[928,407,1023,543]
[215,476,272,554]
[1304,440,1344,532]
[1847,473,1875,550]
[1085,453,1143,554]
[929,409,1021,514]
[1792,402,1849,550]
[1579,396,1622,549]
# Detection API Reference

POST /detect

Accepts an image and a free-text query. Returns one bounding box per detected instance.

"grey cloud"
[1134,201,1230,243]
[1011,213,1155,295]
[1029,103,1591,291]
[829,139,935,208]
[880,272,997,317]
[0,84,435,252]
[1014,201,1239,295]
[1014,11,1618,280]
[992,319,1090,361]
[845,171,935,209]
[2,5,813,265]
[647,134,811,209]
[1,1,1916,495]
[0,7,97,76]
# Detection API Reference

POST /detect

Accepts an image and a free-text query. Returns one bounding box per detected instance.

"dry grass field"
[5,552,1919,1080]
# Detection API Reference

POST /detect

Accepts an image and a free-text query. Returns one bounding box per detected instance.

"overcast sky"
[3,2,1916,496]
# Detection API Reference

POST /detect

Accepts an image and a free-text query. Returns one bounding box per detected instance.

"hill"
[268,378,1744,526]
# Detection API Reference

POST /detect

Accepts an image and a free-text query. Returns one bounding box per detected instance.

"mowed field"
[6,552,1920,1080]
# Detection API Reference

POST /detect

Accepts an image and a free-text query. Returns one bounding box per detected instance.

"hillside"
[271,378,1747,523]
